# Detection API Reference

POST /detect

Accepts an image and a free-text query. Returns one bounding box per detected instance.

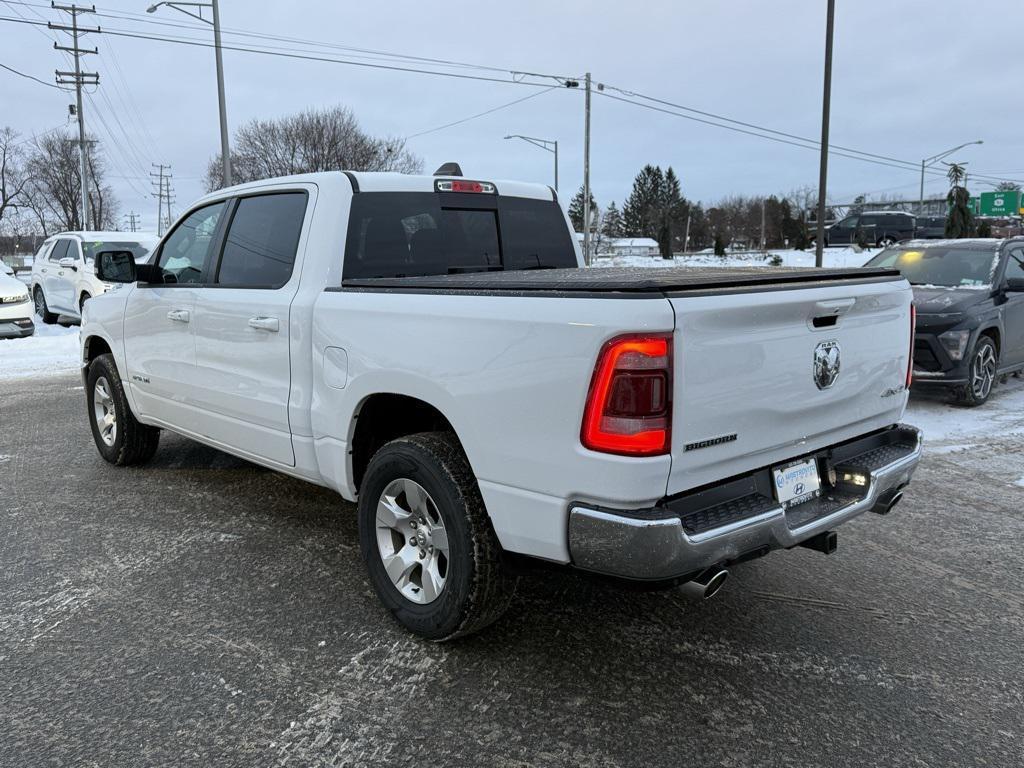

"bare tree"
[204,105,423,191]
[24,131,117,232]
[0,127,28,230]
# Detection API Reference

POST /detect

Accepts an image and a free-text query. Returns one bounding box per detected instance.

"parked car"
[914,215,947,239]
[864,237,1024,405]
[81,170,921,639]
[812,211,916,248]
[30,232,158,323]
[0,261,33,337]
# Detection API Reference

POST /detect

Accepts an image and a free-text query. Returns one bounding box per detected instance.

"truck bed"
[340,266,901,296]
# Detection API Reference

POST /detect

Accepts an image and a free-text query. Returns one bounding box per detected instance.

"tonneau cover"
[341,266,901,295]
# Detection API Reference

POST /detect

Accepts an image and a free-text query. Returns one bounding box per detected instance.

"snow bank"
[0,322,80,381]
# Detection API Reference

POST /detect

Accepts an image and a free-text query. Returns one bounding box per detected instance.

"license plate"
[772,458,822,508]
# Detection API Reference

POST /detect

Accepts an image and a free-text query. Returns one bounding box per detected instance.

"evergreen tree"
[601,200,624,238]
[568,185,597,233]
[945,163,973,238]
[623,165,664,238]
[995,181,1021,192]
[656,167,685,259]
[713,231,727,257]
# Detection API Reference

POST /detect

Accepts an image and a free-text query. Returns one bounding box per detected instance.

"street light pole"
[918,140,983,216]
[814,0,835,269]
[503,134,558,191]
[147,1,231,187]
[211,0,231,186]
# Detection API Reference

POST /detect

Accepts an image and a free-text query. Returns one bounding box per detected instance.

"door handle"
[166,309,190,323]
[248,316,279,332]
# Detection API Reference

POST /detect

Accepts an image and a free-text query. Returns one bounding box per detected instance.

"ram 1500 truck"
[81,170,922,640]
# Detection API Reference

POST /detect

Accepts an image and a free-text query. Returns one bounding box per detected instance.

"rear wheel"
[33,287,57,324]
[87,353,160,465]
[358,432,517,641]
[957,336,998,407]
[877,235,898,248]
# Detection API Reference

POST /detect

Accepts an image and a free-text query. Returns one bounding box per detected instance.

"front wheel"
[876,236,898,248]
[34,287,57,324]
[957,336,998,407]
[358,432,517,641]
[87,353,161,465]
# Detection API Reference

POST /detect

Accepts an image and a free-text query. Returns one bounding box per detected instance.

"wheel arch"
[349,392,464,495]
[978,324,1001,357]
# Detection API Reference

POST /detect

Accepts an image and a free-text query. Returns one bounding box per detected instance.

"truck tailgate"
[666,279,912,496]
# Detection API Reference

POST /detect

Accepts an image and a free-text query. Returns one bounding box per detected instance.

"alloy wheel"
[92,376,118,447]
[971,344,996,400]
[375,477,450,604]
[34,290,44,316]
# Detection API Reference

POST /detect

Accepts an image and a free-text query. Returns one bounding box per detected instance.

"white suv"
[30,231,158,323]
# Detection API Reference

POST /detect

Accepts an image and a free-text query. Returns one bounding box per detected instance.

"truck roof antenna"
[434,162,463,177]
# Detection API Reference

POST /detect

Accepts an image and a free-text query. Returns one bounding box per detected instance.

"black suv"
[864,238,1024,405]
[814,211,916,248]
[914,215,947,239]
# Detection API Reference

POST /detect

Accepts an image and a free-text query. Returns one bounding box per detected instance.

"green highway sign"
[979,190,1021,216]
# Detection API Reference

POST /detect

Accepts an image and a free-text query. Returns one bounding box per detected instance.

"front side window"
[156,201,226,284]
[1005,248,1024,281]
[216,193,307,288]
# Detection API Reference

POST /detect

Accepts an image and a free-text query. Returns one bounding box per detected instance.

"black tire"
[33,286,57,324]
[358,431,517,641]
[79,292,91,312]
[877,236,897,248]
[956,336,998,407]
[86,353,161,465]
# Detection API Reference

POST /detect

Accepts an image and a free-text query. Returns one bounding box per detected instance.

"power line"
[405,87,559,140]
[0,60,61,88]
[0,15,575,90]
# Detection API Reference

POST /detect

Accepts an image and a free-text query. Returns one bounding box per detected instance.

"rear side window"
[217,193,307,288]
[343,192,575,279]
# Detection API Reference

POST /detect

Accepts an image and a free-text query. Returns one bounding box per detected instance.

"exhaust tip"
[679,567,729,600]
[888,492,904,512]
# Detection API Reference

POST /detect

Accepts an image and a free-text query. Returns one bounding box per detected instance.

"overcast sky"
[3,0,1021,232]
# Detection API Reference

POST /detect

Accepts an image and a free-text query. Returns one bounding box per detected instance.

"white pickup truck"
[81,169,922,640]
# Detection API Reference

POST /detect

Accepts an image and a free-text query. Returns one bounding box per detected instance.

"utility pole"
[123,211,139,232]
[163,172,175,230]
[151,163,170,235]
[760,197,767,251]
[582,72,592,266]
[814,0,835,269]
[50,3,98,230]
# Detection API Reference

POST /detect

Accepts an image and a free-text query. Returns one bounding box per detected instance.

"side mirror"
[58,257,78,271]
[1005,277,1024,292]
[95,250,137,283]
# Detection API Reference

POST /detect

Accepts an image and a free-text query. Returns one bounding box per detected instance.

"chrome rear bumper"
[568,425,922,581]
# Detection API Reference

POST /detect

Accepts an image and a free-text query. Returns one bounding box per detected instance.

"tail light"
[581,334,672,456]
[906,303,916,388]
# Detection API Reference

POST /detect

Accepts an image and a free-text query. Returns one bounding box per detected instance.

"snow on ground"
[0,322,80,381]
[591,247,874,270]
[905,376,1024,447]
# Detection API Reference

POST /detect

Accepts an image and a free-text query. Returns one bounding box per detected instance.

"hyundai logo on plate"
[813,340,841,390]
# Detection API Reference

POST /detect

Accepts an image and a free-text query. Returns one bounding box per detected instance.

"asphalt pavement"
[2,374,1023,767]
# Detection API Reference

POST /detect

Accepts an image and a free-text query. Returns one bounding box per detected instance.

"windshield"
[82,240,155,266]
[343,192,576,279]
[864,246,1000,288]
